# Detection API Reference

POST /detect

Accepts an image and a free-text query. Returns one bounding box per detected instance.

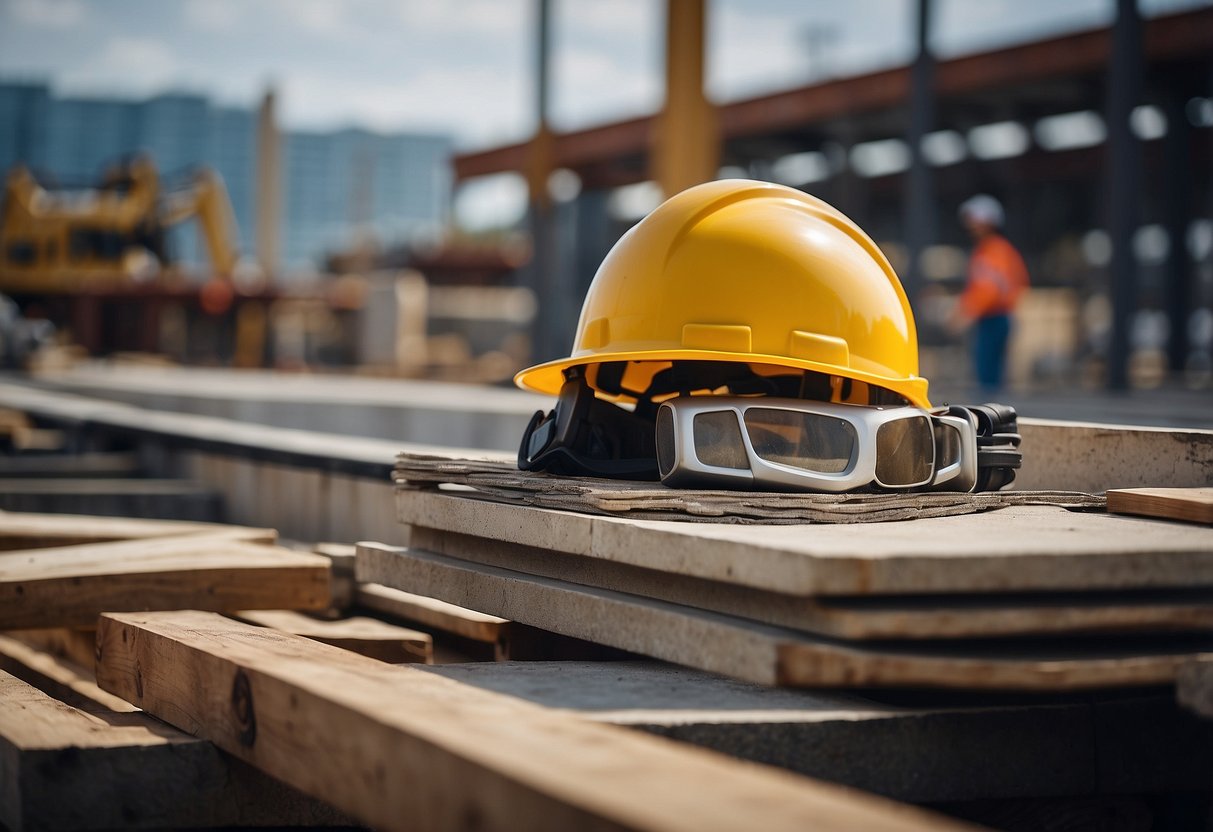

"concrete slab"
[421,661,1213,803]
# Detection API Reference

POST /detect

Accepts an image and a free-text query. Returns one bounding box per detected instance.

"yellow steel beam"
[652,0,719,198]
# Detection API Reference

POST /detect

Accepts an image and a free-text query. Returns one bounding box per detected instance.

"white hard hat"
[959,194,1004,228]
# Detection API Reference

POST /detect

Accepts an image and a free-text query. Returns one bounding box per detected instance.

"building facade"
[0,81,452,274]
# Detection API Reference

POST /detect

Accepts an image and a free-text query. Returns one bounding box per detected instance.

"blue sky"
[0,0,1205,150]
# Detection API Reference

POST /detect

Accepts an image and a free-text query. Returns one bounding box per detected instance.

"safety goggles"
[655,397,983,493]
[519,371,1021,492]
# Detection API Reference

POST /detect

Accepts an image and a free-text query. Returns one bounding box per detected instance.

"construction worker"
[513,179,1022,492]
[951,195,1029,395]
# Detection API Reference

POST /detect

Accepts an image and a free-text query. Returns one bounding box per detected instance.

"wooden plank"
[0,508,275,551]
[356,582,509,644]
[313,541,356,608]
[0,535,330,629]
[406,525,1213,640]
[94,611,970,832]
[234,609,432,664]
[397,489,1213,596]
[9,627,97,671]
[1107,487,1213,525]
[0,633,132,715]
[0,667,349,830]
[1177,659,1213,721]
[356,543,1213,690]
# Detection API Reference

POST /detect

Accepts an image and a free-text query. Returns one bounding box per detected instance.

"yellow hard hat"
[515,179,931,409]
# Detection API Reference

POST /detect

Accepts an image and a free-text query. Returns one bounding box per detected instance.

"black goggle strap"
[946,403,1022,492]
[518,370,659,480]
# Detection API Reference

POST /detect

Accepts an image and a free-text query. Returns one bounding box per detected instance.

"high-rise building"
[0,81,453,274]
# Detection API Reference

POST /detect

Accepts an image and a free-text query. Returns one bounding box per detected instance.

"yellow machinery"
[0,155,239,294]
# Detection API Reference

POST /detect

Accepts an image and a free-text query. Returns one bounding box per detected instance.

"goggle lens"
[692,411,750,470]
[874,416,934,486]
[742,408,856,474]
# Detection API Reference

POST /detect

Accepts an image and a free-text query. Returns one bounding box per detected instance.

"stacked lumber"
[374,451,1213,690]
[91,610,974,832]
[0,635,350,830]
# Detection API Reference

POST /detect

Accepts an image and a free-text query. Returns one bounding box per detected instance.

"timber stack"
[3,409,1213,830]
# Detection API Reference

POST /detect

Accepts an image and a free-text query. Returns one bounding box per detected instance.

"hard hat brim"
[515,349,931,410]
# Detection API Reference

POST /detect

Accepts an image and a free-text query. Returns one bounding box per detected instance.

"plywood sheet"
[356,543,1213,691]
[407,525,1213,640]
[396,489,1213,596]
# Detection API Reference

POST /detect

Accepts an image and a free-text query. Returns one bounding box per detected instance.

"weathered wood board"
[356,582,509,644]
[0,535,330,629]
[396,489,1213,596]
[356,543,1213,691]
[0,509,275,551]
[393,454,1104,524]
[1108,487,1213,525]
[8,627,98,674]
[407,525,1213,640]
[0,633,131,715]
[0,666,350,830]
[94,610,971,832]
[235,609,432,663]
[1178,659,1213,721]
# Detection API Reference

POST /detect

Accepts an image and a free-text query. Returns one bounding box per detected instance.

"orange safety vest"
[959,234,1029,319]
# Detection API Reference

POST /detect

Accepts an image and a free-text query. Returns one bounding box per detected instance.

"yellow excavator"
[0,154,240,294]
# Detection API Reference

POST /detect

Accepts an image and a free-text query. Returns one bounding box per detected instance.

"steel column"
[1105,0,1143,390]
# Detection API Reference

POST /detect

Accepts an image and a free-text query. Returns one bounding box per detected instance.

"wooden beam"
[356,582,508,644]
[452,7,1213,181]
[0,667,349,830]
[0,509,275,551]
[95,610,972,832]
[0,633,131,715]
[0,536,330,629]
[234,609,432,664]
[356,544,1213,690]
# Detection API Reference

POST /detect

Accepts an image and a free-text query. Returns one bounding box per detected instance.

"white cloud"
[58,36,184,94]
[8,0,88,28]
[398,0,524,37]
[280,64,530,146]
[183,0,243,32]
[564,0,651,36]
[552,47,659,128]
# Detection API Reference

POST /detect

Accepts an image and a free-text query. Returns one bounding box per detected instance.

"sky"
[2,0,1207,152]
